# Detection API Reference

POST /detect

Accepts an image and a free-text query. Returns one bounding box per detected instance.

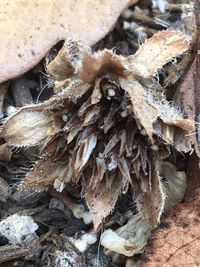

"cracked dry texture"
[141,189,200,267]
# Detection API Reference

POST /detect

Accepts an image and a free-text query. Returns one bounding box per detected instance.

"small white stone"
[154,0,166,13]
[0,214,38,245]
[74,232,97,252]
[72,204,85,219]
[141,129,147,136]
[74,239,88,252]
[55,250,78,267]
[121,9,132,19]
[123,21,131,31]
[81,232,97,244]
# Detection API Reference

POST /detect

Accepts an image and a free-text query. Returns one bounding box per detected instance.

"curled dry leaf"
[141,189,200,267]
[20,156,68,191]
[48,45,130,82]
[3,108,54,147]
[128,30,191,79]
[0,0,131,83]
[120,77,194,142]
[3,79,91,147]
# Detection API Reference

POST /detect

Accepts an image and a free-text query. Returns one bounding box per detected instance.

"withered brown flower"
[2,29,195,234]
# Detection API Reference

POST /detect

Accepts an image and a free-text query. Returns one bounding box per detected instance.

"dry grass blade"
[121,78,158,141]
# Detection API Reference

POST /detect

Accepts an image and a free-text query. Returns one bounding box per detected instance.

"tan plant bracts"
[2,30,195,241]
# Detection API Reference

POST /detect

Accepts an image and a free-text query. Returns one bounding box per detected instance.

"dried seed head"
[3,28,195,231]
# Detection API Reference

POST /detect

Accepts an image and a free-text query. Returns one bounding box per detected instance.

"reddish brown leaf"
[141,189,200,267]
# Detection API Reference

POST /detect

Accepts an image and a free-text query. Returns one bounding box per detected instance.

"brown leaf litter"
[141,188,200,267]
[0,0,131,83]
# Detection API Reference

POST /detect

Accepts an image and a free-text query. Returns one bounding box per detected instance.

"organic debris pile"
[0,1,200,267]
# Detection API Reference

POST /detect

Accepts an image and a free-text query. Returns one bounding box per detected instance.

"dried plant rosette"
[2,24,196,255]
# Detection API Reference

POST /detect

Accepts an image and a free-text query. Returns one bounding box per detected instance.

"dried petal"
[3,107,54,147]
[118,156,132,185]
[91,79,102,104]
[135,157,165,227]
[129,30,190,79]
[121,78,158,141]
[72,133,97,182]
[120,77,195,142]
[47,39,82,81]
[20,157,68,191]
[85,176,125,231]
[103,134,119,155]
[76,49,130,83]
[96,157,107,182]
